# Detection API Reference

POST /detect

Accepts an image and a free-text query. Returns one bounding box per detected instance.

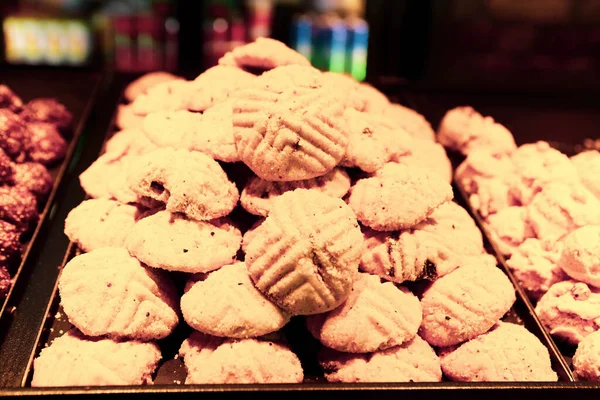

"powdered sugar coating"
[559,226,600,287]
[485,206,535,256]
[573,330,600,381]
[571,150,600,199]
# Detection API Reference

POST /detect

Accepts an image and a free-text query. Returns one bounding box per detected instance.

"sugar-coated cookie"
[233,65,350,181]
[104,128,157,157]
[536,280,600,345]
[419,256,516,347]
[437,106,516,155]
[559,226,600,287]
[245,189,363,315]
[573,330,600,381]
[115,104,145,130]
[21,98,72,132]
[306,273,421,353]
[571,150,600,199]
[485,206,535,256]
[79,149,139,203]
[187,66,256,112]
[219,37,310,71]
[179,332,303,384]
[506,239,567,301]
[348,163,453,231]
[382,103,436,142]
[127,148,239,221]
[241,217,264,253]
[59,247,179,340]
[181,262,290,338]
[441,323,557,382]
[319,335,442,383]
[65,198,143,252]
[12,162,52,203]
[27,122,67,165]
[240,167,350,217]
[31,329,161,387]
[0,185,38,232]
[124,71,182,102]
[0,109,31,162]
[126,211,241,273]
[130,79,191,116]
[360,202,485,283]
[399,139,452,183]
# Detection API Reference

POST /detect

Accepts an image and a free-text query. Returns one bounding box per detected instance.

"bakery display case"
[1,0,600,398]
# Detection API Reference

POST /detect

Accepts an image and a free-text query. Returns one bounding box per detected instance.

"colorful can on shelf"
[312,14,348,73]
[291,14,312,62]
[345,17,368,81]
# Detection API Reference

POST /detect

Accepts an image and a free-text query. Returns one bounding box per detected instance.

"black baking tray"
[0,69,101,323]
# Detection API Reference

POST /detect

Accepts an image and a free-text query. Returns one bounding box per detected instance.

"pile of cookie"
[442,106,600,381]
[0,85,72,302]
[32,38,557,387]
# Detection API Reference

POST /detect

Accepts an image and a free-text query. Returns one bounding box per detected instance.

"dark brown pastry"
[0,148,14,184]
[0,85,23,113]
[0,220,21,271]
[27,122,67,165]
[21,98,72,133]
[0,109,31,162]
[0,266,11,300]
[12,162,52,204]
[0,186,38,231]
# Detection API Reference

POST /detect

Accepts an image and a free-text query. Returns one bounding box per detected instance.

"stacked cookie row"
[0,85,72,301]
[442,106,600,381]
[32,38,556,386]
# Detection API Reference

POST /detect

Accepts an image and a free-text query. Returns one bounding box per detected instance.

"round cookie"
[485,206,535,256]
[124,71,182,102]
[186,66,255,112]
[245,189,363,315]
[0,185,39,232]
[179,332,303,384]
[573,330,600,381]
[319,335,441,383]
[27,122,67,165]
[240,168,350,217]
[127,148,239,221]
[0,109,31,162]
[419,256,516,347]
[437,106,516,156]
[306,273,422,353]
[506,239,568,301]
[21,98,72,132]
[526,182,600,243]
[64,199,143,252]
[104,128,157,157]
[125,210,241,273]
[181,262,290,338]
[399,139,452,183]
[535,280,600,345]
[218,37,311,72]
[441,323,558,382]
[59,247,179,341]
[340,108,414,173]
[233,65,350,181]
[12,162,52,203]
[571,150,600,199]
[559,226,600,287]
[131,79,191,117]
[382,103,436,142]
[31,329,161,387]
[347,162,453,231]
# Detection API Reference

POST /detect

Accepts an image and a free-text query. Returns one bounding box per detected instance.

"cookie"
[181,262,290,338]
[347,163,453,231]
[0,220,21,270]
[64,199,143,252]
[559,226,600,287]
[0,148,13,184]
[0,109,31,162]
[233,65,349,181]
[399,139,452,183]
[357,83,390,113]
[130,79,191,117]
[115,104,145,130]
[27,122,67,165]
[12,162,52,203]
[526,182,600,243]
[322,71,366,112]
[340,108,414,173]
[245,189,363,315]
[382,103,436,142]
[437,106,516,155]
[125,211,241,273]
[571,150,600,199]
[306,273,422,353]
[59,247,179,340]
[455,151,517,218]
[186,66,255,112]
[21,98,72,132]
[241,217,264,253]
[506,239,567,301]
[193,99,239,162]
[535,280,600,345]
[0,85,23,113]
[218,37,311,72]
[240,167,350,217]
[0,185,38,232]
[31,329,161,387]
[124,71,182,102]
[419,256,516,347]
[441,323,557,382]
[510,141,578,205]
[127,148,239,221]
[319,335,441,383]
[104,128,157,157]
[485,206,535,256]
[573,330,600,381]
[179,332,303,384]
[360,202,486,283]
